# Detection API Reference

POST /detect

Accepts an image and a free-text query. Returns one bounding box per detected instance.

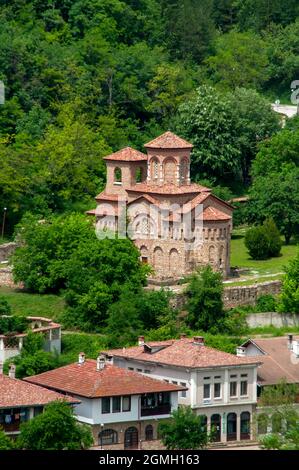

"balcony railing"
[2,421,21,433]
[141,403,171,417]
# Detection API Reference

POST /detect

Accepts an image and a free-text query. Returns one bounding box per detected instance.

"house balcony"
[141,403,171,417]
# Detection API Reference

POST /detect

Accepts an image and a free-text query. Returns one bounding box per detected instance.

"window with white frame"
[230,381,237,397]
[214,382,221,399]
[203,383,211,400]
[240,380,248,396]
[180,382,187,398]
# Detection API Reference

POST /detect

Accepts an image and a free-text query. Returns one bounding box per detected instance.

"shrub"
[263,218,282,257]
[245,219,282,260]
[245,225,270,259]
[256,294,277,312]
[0,297,11,316]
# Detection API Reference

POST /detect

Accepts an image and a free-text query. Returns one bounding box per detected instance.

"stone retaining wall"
[246,312,299,328]
[0,242,17,262]
[223,280,282,308]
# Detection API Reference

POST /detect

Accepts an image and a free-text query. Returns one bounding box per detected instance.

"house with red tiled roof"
[0,364,78,437]
[24,353,186,450]
[104,335,261,445]
[89,131,233,280]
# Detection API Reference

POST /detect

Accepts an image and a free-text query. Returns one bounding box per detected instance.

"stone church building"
[89,131,233,280]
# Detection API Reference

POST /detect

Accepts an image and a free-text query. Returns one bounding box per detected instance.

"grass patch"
[225,275,283,287]
[230,227,298,278]
[248,325,299,336]
[0,287,65,320]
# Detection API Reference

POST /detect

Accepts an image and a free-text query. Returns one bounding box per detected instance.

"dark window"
[33,406,43,417]
[214,383,221,398]
[240,381,248,396]
[240,412,251,440]
[230,382,237,397]
[112,396,121,413]
[128,367,134,371]
[180,383,187,398]
[102,397,110,414]
[145,424,154,441]
[122,396,131,412]
[135,167,143,183]
[124,427,138,449]
[203,384,211,399]
[211,414,221,442]
[144,370,151,374]
[99,429,118,446]
[227,413,237,441]
[137,368,142,372]
[114,167,122,183]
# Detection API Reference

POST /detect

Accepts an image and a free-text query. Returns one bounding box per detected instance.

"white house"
[104,335,261,444]
[25,353,185,449]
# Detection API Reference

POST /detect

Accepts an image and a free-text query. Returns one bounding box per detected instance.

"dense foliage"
[0,428,14,450]
[279,250,299,314]
[158,406,211,450]
[0,0,298,235]
[0,314,28,335]
[245,219,282,260]
[16,401,93,450]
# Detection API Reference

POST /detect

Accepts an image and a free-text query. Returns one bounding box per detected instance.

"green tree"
[227,88,279,183]
[0,428,14,450]
[17,401,93,450]
[205,31,269,90]
[279,250,299,314]
[185,266,224,331]
[0,297,11,316]
[263,218,282,257]
[158,406,210,450]
[175,85,241,183]
[245,225,270,260]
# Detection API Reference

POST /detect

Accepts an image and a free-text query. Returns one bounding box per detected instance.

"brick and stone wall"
[223,280,282,309]
[165,280,282,310]
[0,242,17,262]
[0,267,23,289]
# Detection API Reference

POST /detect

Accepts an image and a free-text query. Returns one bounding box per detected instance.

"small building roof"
[103,147,147,162]
[242,336,299,386]
[24,360,186,398]
[144,131,193,149]
[105,337,261,369]
[201,206,232,221]
[0,374,78,408]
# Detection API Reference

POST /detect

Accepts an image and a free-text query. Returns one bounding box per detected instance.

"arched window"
[114,167,122,183]
[140,245,149,264]
[124,427,138,449]
[164,158,176,184]
[240,412,251,440]
[135,167,143,183]
[98,429,118,446]
[141,217,150,235]
[153,246,163,272]
[169,248,179,276]
[150,158,159,181]
[209,245,215,263]
[199,415,207,434]
[219,245,224,269]
[145,424,154,441]
[227,413,237,441]
[211,414,221,442]
[180,158,188,184]
[257,414,268,435]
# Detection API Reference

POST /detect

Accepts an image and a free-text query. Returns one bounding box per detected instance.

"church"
[89,131,233,281]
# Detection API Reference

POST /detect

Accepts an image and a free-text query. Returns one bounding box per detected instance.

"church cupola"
[144,131,192,186]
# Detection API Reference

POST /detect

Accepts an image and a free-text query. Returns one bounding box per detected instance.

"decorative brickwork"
[92,132,233,280]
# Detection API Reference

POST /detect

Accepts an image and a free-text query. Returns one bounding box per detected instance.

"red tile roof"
[103,147,147,161]
[105,338,261,369]
[25,361,186,398]
[145,132,193,149]
[0,374,78,408]
[242,336,299,386]
[202,206,232,221]
[127,182,205,195]
[95,192,126,202]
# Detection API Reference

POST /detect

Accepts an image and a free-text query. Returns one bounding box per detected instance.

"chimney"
[78,352,85,365]
[138,336,145,346]
[288,334,293,350]
[180,333,187,339]
[236,346,246,357]
[0,362,3,375]
[193,336,204,345]
[97,354,106,371]
[9,364,16,379]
